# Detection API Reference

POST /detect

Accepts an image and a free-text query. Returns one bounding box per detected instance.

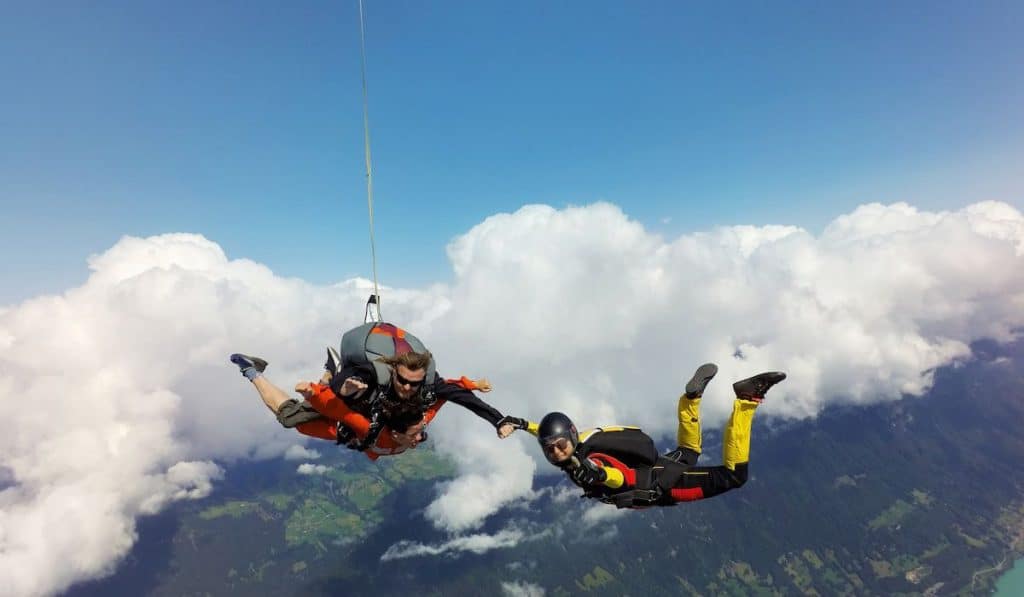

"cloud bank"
[0,201,1022,595]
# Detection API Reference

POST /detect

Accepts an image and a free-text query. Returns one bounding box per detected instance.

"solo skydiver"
[502,364,786,508]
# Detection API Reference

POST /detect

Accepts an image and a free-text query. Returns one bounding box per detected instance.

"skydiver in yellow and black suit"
[502,364,786,508]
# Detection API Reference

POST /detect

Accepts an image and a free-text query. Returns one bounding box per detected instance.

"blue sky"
[2,1,1022,303]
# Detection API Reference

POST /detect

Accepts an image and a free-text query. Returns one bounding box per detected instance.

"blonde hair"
[379,350,432,372]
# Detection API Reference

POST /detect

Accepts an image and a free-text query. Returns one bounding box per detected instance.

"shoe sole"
[733,371,787,400]
[230,353,268,373]
[685,363,718,396]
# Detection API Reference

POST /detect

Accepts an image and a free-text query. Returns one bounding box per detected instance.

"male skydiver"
[230,349,517,461]
[504,364,786,508]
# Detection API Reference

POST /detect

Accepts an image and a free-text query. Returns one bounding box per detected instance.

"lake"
[995,557,1024,596]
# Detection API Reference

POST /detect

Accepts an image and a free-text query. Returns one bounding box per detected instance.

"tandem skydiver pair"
[230,321,518,461]
[231,322,785,508]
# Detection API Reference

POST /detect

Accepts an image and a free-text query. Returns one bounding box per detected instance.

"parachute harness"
[358,0,382,322]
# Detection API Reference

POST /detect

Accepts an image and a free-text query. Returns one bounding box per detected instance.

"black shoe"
[230,353,268,374]
[732,371,786,402]
[685,363,718,398]
[324,347,342,376]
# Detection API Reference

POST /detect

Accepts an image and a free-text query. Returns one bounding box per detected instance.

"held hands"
[495,416,527,439]
[570,457,608,486]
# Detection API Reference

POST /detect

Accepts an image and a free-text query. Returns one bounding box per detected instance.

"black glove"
[336,423,368,451]
[496,416,527,430]
[354,413,385,451]
[570,457,608,486]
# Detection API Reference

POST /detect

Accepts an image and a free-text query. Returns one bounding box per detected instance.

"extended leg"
[667,398,754,502]
[251,376,293,413]
[667,463,749,502]
[231,353,325,428]
[668,370,786,503]
[665,363,717,465]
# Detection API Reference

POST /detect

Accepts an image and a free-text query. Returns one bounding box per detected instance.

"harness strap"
[602,489,662,509]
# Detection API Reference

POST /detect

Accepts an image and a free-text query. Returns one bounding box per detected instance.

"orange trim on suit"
[292,376,484,459]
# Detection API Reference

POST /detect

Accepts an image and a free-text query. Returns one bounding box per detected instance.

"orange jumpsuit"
[295,377,486,460]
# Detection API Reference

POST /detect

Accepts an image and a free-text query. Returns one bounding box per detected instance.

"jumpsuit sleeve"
[433,374,504,427]
[587,454,636,489]
[295,419,338,442]
[601,467,626,489]
[305,383,372,438]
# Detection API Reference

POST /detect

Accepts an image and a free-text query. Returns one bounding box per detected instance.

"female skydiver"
[503,364,786,508]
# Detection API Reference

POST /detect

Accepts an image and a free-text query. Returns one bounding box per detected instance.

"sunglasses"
[543,438,572,454]
[393,371,425,388]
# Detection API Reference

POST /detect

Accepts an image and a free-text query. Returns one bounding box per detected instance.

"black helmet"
[537,412,578,464]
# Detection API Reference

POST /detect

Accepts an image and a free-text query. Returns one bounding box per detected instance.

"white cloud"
[383,533,514,560]
[431,201,1024,425]
[581,503,629,528]
[1,201,1022,594]
[425,425,536,532]
[284,445,321,461]
[502,580,546,597]
[296,463,330,475]
[379,527,544,561]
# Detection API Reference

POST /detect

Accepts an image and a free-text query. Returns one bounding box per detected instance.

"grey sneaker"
[684,363,718,398]
[230,353,268,374]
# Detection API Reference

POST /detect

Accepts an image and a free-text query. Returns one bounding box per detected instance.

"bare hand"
[476,378,492,392]
[339,376,368,397]
[293,382,315,399]
[497,422,515,439]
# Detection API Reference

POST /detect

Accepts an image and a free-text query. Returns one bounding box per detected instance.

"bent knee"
[729,463,749,488]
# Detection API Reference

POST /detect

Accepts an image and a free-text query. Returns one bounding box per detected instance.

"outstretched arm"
[295,382,372,438]
[434,374,505,428]
[497,417,539,437]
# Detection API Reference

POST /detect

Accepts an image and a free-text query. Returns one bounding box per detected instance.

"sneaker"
[324,347,342,376]
[230,353,268,374]
[732,371,787,402]
[684,363,718,398]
